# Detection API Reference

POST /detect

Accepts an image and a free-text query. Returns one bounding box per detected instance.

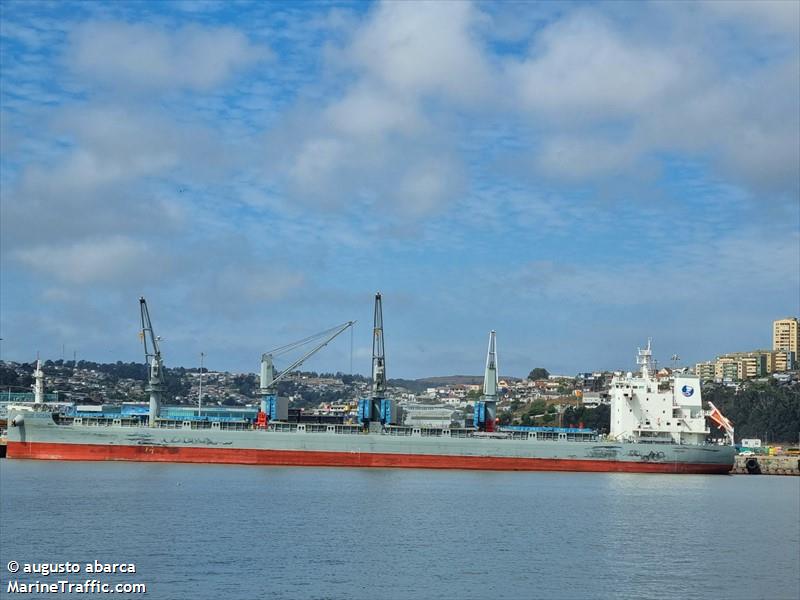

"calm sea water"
[1,460,798,600]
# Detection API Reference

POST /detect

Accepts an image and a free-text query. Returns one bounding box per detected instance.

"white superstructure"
[610,340,709,444]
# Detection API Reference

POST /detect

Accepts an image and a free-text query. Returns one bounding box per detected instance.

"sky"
[1,0,798,379]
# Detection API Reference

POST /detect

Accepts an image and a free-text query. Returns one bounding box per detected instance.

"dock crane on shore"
[139,297,166,427]
[257,320,355,427]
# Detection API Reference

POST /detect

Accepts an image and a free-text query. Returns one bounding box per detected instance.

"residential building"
[768,349,795,373]
[742,349,795,374]
[715,352,765,381]
[773,317,799,355]
[714,357,739,381]
[694,361,715,381]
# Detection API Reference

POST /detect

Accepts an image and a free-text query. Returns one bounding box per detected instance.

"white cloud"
[325,83,423,138]
[515,229,799,308]
[701,0,800,37]
[216,266,305,304]
[394,157,463,217]
[501,7,799,196]
[509,14,686,122]
[534,135,642,181]
[343,1,493,104]
[272,1,798,216]
[15,236,154,284]
[0,104,240,256]
[66,21,268,91]
[261,1,489,218]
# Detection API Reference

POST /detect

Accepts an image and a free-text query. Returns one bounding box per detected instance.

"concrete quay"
[732,455,800,475]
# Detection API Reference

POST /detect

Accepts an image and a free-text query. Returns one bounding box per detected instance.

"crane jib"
[260,321,355,391]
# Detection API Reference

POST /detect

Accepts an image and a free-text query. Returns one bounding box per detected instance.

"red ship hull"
[6,441,733,474]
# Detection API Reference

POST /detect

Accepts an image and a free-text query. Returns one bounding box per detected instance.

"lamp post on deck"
[199,352,205,413]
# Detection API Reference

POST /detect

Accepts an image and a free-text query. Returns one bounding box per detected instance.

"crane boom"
[260,321,355,393]
[139,297,165,426]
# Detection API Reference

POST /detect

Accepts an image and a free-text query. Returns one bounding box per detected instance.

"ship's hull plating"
[6,413,736,474]
[6,441,733,473]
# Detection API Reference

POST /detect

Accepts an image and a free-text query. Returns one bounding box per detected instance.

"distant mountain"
[416,375,483,385]
[417,375,522,385]
[388,375,522,394]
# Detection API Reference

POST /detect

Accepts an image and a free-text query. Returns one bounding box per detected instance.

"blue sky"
[1,0,798,378]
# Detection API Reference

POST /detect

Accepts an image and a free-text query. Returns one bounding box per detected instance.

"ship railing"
[219,421,250,431]
[527,431,597,442]
[472,432,513,439]
[65,416,247,431]
[420,428,445,437]
[449,428,475,438]
[268,422,298,433]
[333,424,362,434]
[263,421,361,434]
[79,417,115,427]
[151,419,249,431]
[302,423,327,433]
[384,426,413,436]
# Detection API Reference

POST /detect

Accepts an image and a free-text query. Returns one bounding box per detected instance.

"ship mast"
[637,338,654,379]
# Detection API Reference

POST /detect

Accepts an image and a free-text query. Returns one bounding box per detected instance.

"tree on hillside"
[703,380,800,443]
[562,404,610,433]
[528,368,549,381]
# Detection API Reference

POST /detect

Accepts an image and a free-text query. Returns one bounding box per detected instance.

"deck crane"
[358,292,396,430]
[33,358,45,404]
[474,330,499,432]
[139,297,166,427]
[371,292,386,405]
[257,320,355,427]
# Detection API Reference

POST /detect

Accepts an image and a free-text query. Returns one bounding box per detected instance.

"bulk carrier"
[5,295,736,474]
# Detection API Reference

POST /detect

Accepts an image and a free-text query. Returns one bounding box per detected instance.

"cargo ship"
[5,296,736,474]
